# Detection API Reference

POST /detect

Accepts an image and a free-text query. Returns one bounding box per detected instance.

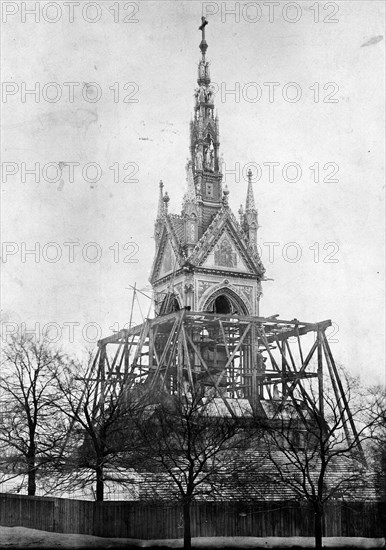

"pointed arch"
[201,286,250,315]
[158,293,182,316]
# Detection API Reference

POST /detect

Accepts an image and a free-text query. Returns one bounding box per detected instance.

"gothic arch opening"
[213,295,232,314]
[203,288,249,316]
[159,293,181,316]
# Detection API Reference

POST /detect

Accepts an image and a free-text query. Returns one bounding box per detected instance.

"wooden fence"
[0,493,385,539]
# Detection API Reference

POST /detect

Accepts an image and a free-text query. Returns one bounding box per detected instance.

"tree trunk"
[314,505,324,550]
[27,448,36,496]
[183,499,192,550]
[95,466,104,502]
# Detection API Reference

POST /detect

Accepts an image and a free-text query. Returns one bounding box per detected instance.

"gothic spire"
[190,17,221,190]
[183,17,224,237]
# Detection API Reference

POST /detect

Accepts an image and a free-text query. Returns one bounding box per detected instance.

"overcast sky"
[1,1,385,384]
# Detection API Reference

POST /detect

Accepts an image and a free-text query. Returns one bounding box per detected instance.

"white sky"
[1,1,385,384]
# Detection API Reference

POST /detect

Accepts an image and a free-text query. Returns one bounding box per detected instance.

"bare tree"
[258,369,376,550]
[0,334,66,495]
[53,356,141,501]
[366,385,386,502]
[134,387,253,550]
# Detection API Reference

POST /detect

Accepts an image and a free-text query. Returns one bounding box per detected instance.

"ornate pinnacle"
[238,204,244,225]
[157,180,164,219]
[223,184,230,206]
[163,191,170,213]
[185,162,196,201]
[246,169,256,211]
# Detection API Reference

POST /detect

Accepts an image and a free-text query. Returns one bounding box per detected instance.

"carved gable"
[188,209,264,277]
[201,231,252,273]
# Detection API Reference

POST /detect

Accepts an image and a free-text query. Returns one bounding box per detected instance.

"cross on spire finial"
[199,16,208,38]
[199,16,208,59]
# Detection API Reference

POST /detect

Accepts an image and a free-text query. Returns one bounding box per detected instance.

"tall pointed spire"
[189,16,223,238]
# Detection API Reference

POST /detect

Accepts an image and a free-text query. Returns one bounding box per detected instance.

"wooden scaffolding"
[90,311,355,428]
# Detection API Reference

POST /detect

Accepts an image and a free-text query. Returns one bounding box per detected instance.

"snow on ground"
[0,527,384,549]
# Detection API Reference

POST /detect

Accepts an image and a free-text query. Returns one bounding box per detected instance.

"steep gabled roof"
[187,206,265,277]
[168,214,185,245]
[149,219,186,284]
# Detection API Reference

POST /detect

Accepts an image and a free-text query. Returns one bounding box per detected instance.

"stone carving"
[197,280,213,301]
[190,222,195,241]
[204,137,214,170]
[214,236,237,268]
[195,147,203,171]
[206,86,214,103]
[236,285,253,303]
[184,282,194,294]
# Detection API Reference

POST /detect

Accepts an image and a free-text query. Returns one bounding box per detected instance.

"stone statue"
[205,146,211,168]
[204,139,214,170]
[219,152,225,173]
[210,147,214,169]
[206,87,214,104]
